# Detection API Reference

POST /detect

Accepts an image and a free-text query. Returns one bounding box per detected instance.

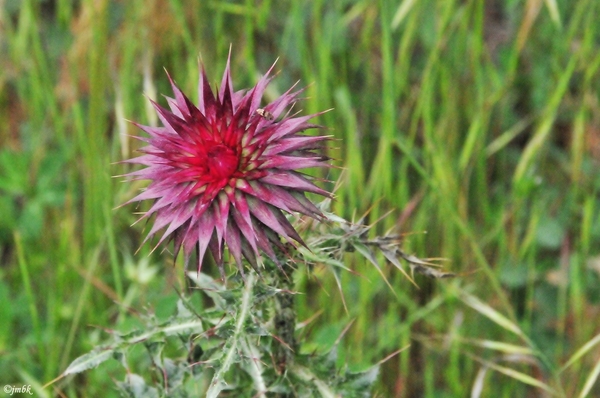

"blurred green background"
[2,0,600,396]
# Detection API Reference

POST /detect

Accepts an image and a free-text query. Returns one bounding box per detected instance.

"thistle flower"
[123,58,331,276]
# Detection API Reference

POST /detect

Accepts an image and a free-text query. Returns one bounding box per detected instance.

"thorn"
[334,319,355,346]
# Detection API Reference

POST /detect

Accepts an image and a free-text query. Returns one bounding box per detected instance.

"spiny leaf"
[240,337,267,395]
[187,271,230,310]
[337,365,380,398]
[399,252,455,279]
[63,317,203,378]
[145,341,165,370]
[407,262,456,279]
[205,273,256,398]
[290,363,339,398]
[160,318,205,337]
[352,241,395,294]
[63,347,115,376]
[162,359,187,390]
[116,374,159,398]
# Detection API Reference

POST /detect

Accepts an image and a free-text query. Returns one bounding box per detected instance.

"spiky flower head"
[123,58,331,276]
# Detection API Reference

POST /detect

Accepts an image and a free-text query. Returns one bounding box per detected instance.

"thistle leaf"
[116,374,159,398]
[62,347,115,376]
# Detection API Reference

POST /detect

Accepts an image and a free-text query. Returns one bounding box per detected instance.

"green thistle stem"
[272,263,298,374]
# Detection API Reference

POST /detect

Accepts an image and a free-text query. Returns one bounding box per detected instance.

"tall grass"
[1,0,600,396]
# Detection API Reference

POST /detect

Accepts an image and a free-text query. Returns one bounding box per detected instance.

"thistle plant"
[58,57,447,397]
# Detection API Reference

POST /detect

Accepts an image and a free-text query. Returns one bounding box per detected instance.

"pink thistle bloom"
[123,58,331,276]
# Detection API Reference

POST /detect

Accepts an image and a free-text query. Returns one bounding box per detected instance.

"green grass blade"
[577,355,600,398]
[560,333,600,373]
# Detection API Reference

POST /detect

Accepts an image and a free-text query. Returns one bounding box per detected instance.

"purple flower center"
[206,144,239,180]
